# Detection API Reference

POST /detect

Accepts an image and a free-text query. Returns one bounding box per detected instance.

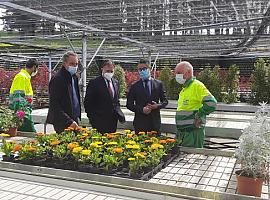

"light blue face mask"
[139,69,150,80]
[67,66,78,75]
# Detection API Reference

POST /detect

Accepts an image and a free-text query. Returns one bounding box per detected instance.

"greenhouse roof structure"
[0,0,269,64]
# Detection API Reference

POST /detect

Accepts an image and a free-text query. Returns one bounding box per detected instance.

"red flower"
[26,97,33,104]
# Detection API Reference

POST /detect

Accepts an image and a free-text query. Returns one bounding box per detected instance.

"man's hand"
[194,113,203,128]
[69,121,80,130]
[194,118,203,128]
[148,101,158,110]
[143,106,151,114]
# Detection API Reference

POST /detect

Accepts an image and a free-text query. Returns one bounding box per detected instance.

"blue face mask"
[67,66,78,76]
[139,69,150,80]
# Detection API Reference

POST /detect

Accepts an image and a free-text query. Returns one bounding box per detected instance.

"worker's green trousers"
[176,128,205,148]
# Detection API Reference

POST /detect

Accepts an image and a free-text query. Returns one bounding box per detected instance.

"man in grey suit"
[126,59,168,134]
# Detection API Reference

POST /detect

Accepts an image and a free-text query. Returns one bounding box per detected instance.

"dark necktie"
[144,79,151,99]
[107,80,113,98]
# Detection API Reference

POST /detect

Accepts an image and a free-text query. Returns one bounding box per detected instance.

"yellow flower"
[81,128,87,131]
[95,141,102,145]
[72,147,83,153]
[90,142,102,148]
[151,143,164,150]
[0,133,10,137]
[81,149,91,156]
[134,152,145,158]
[128,158,135,161]
[92,136,100,139]
[126,140,136,145]
[107,142,118,145]
[126,144,140,149]
[124,130,131,133]
[90,143,98,148]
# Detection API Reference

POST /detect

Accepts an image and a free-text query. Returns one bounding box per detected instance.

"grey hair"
[62,51,78,62]
[178,61,193,76]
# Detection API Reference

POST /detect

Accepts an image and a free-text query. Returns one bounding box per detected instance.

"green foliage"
[197,65,223,102]
[168,78,182,100]
[158,66,172,93]
[250,59,270,105]
[113,65,127,98]
[222,64,240,104]
[158,67,182,100]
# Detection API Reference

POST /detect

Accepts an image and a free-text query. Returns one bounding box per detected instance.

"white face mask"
[103,72,114,80]
[175,74,186,84]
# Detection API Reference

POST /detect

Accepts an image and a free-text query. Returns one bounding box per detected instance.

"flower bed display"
[0,129,179,180]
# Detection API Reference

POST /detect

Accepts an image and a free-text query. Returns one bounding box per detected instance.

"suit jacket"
[46,67,81,133]
[84,76,125,133]
[126,78,168,132]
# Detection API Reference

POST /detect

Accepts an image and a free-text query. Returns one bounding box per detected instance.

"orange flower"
[67,142,78,150]
[127,133,134,138]
[67,127,74,131]
[28,146,37,152]
[29,140,38,145]
[144,140,152,143]
[159,140,167,144]
[138,131,145,135]
[106,133,116,139]
[166,138,176,143]
[112,147,123,153]
[13,144,22,152]
[36,132,45,137]
[50,140,61,146]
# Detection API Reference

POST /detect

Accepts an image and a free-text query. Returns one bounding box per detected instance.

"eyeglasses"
[138,67,148,71]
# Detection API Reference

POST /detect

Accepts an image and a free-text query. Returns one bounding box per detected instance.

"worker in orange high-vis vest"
[174,61,217,148]
[9,58,39,132]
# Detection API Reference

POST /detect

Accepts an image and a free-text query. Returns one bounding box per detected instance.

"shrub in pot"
[235,102,270,197]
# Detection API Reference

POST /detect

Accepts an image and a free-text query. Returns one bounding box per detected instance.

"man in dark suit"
[84,59,125,134]
[126,59,168,133]
[46,51,81,133]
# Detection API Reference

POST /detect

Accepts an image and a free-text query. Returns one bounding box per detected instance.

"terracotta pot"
[6,127,17,137]
[236,170,264,197]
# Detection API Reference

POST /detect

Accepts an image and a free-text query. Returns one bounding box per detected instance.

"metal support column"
[48,54,52,81]
[82,32,87,99]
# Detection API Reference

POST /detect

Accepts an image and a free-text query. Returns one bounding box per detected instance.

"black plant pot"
[32,158,46,166]
[63,160,77,170]
[2,155,15,162]
[78,164,92,173]
[18,158,35,165]
[171,145,179,154]
[163,154,172,162]
[129,171,144,178]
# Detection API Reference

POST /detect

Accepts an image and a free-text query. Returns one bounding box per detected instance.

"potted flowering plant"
[235,102,270,197]
[0,105,25,136]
